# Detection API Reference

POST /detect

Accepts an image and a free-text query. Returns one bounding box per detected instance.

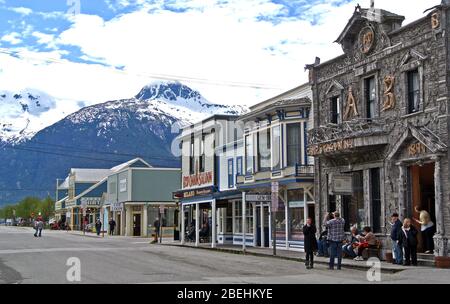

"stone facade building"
[307,2,449,258]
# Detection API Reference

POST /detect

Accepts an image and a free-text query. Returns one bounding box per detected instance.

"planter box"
[435,256,450,269]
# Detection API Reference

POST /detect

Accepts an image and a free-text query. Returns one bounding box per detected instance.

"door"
[133,214,141,236]
[117,214,121,235]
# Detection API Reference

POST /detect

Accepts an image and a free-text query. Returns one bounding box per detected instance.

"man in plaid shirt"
[324,212,346,270]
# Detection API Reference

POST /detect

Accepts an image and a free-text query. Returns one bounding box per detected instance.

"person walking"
[303,217,317,269]
[390,213,403,265]
[398,218,418,266]
[95,218,102,236]
[153,218,161,243]
[108,218,116,236]
[34,216,44,237]
[324,211,345,270]
[413,206,435,254]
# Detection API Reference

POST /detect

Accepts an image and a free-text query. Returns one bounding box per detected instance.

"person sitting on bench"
[199,223,209,239]
[354,226,378,261]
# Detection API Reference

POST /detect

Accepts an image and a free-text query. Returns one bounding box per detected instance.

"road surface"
[0,226,449,284]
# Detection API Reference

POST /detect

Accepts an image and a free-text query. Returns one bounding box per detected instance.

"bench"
[362,240,382,260]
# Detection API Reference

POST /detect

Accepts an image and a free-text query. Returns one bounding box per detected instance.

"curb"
[161,243,406,274]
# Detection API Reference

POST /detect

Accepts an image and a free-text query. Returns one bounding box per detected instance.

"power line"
[0,47,283,90]
[3,145,179,164]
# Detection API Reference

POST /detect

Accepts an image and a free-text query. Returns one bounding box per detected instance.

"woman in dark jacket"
[303,217,318,269]
[397,218,418,266]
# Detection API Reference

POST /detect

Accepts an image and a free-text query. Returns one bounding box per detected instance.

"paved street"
[0,226,449,284]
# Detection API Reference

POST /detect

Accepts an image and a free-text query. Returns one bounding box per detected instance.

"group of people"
[33,216,44,237]
[303,206,435,270]
[185,220,210,242]
[390,208,435,266]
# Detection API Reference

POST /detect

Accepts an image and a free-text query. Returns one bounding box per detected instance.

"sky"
[0,0,440,112]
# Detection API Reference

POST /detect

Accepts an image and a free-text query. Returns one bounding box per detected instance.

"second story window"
[245,135,253,175]
[286,123,301,167]
[199,135,205,172]
[365,76,376,119]
[272,125,281,170]
[330,96,341,124]
[407,69,420,114]
[228,159,234,188]
[236,157,243,176]
[189,134,195,175]
[257,129,271,172]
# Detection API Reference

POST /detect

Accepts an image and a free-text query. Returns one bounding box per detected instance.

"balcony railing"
[236,164,314,184]
[308,117,391,146]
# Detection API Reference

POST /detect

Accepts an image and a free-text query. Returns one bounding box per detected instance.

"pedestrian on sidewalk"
[303,217,317,269]
[413,206,435,254]
[95,218,102,236]
[108,218,116,236]
[398,218,418,266]
[153,218,160,243]
[390,212,403,265]
[324,211,345,270]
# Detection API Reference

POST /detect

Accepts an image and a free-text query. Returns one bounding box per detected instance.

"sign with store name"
[183,171,213,188]
[111,202,123,212]
[245,194,271,202]
[307,139,354,156]
[80,197,102,207]
[179,187,213,199]
[331,174,353,195]
[408,142,427,157]
[289,201,305,208]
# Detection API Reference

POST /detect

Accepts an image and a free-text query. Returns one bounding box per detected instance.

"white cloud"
[8,7,33,15]
[1,32,22,45]
[0,0,441,112]
[32,31,56,48]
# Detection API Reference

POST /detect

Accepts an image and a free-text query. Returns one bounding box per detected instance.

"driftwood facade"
[307,2,450,257]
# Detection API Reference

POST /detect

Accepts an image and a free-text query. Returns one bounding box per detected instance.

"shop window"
[370,168,382,233]
[286,123,301,167]
[234,201,253,234]
[226,206,233,233]
[272,125,281,170]
[342,171,365,231]
[288,189,305,242]
[257,129,271,171]
[328,195,337,213]
[407,69,420,114]
[364,76,376,119]
[330,96,341,124]
[245,135,254,175]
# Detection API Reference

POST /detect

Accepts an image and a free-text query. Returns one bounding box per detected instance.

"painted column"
[268,204,272,248]
[242,192,246,251]
[398,165,406,220]
[143,204,148,237]
[285,189,289,249]
[195,203,200,247]
[253,203,257,247]
[434,158,445,236]
[181,204,185,245]
[212,199,217,248]
[260,204,264,248]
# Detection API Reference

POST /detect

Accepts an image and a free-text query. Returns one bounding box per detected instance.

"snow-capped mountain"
[0,89,79,144]
[0,81,248,205]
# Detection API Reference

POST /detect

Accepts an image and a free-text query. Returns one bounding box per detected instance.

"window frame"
[286,123,302,167]
[364,76,377,119]
[330,96,341,124]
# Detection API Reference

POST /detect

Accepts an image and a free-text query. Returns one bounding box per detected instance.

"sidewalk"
[161,242,408,273]
[66,230,176,242]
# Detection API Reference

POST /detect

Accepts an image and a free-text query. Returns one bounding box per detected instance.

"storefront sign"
[245,194,271,202]
[408,142,427,157]
[307,139,354,156]
[80,197,102,207]
[183,171,213,188]
[111,202,123,212]
[289,201,305,208]
[331,174,353,195]
[179,187,213,199]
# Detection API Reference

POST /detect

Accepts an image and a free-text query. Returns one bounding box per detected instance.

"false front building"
[307,2,449,257]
